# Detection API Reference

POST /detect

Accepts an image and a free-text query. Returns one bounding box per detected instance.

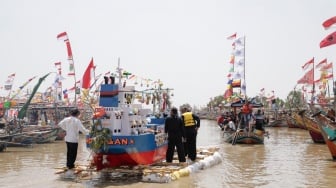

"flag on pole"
[227,33,237,40]
[315,58,327,69]
[82,58,95,89]
[297,68,314,84]
[4,73,16,90]
[57,32,75,76]
[301,58,314,70]
[322,16,336,30]
[320,31,336,48]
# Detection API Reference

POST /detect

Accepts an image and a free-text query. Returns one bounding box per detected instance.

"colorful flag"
[227,33,237,40]
[315,58,327,69]
[322,16,336,30]
[57,32,75,76]
[224,88,233,99]
[320,31,336,48]
[301,58,314,70]
[297,68,314,84]
[231,79,241,88]
[82,58,95,89]
[4,73,16,90]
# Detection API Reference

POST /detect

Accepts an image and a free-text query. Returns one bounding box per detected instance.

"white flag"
[235,36,245,46]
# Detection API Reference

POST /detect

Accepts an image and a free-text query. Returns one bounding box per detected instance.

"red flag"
[81,58,94,89]
[227,33,237,40]
[301,58,314,70]
[297,68,314,85]
[315,58,327,69]
[322,16,336,30]
[224,88,233,99]
[320,31,336,48]
[57,32,68,41]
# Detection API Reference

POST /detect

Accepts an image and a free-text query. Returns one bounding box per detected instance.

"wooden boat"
[299,110,325,144]
[291,110,308,129]
[312,110,336,159]
[224,99,268,145]
[86,66,169,171]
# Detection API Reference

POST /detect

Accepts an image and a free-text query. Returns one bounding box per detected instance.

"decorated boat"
[224,99,268,145]
[312,110,336,159]
[298,110,325,144]
[86,66,170,171]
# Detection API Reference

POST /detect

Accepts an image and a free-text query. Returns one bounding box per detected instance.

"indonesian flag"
[320,31,336,48]
[227,32,237,40]
[302,58,314,70]
[322,16,336,30]
[81,58,95,89]
[57,32,68,41]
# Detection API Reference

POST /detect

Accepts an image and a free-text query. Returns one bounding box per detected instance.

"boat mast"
[243,36,246,98]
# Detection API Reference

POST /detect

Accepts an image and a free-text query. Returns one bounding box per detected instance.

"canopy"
[230,99,263,108]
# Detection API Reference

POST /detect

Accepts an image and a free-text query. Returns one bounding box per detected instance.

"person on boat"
[239,101,253,131]
[181,107,200,162]
[254,109,265,131]
[164,107,186,163]
[58,108,89,175]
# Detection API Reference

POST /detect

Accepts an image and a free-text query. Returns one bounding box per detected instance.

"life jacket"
[242,104,251,114]
[183,112,195,126]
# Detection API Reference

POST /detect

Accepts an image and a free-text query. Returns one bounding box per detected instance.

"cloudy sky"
[1,0,336,108]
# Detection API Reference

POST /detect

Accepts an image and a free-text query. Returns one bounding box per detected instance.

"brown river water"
[1,119,336,188]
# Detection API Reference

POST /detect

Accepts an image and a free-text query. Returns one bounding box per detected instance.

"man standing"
[164,107,186,163]
[181,107,200,162]
[58,108,89,177]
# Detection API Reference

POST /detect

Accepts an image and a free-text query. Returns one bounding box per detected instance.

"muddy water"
[1,120,335,188]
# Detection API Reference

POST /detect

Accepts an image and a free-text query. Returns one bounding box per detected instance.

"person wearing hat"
[58,108,89,176]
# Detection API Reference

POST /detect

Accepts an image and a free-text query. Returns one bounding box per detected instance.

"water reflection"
[0,120,336,188]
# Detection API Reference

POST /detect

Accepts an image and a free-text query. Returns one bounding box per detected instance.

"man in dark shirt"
[164,107,186,163]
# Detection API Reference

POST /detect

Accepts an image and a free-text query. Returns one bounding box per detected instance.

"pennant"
[82,58,95,89]
[4,73,16,90]
[231,79,241,88]
[229,55,235,64]
[322,16,336,30]
[223,88,233,99]
[315,58,327,69]
[320,63,333,71]
[234,36,245,46]
[227,33,237,40]
[18,73,51,119]
[57,32,68,41]
[233,48,244,57]
[320,31,336,48]
[301,58,314,70]
[236,58,245,66]
[297,68,314,84]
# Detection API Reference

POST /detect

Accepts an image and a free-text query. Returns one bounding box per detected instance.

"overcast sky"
[1,0,336,108]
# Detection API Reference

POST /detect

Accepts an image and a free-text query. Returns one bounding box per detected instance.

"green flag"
[18,73,51,119]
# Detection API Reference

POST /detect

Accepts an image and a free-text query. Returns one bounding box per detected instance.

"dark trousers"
[185,127,197,161]
[66,142,78,169]
[166,136,186,162]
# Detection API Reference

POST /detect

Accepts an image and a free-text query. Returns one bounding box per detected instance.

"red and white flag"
[81,58,95,89]
[315,58,327,69]
[301,58,314,70]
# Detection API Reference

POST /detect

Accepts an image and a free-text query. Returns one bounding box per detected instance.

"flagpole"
[243,36,246,98]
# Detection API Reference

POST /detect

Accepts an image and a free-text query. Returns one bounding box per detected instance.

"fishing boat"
[224,99,268,145]
[312,110,336,159]
[86,66,169,171]
[298,110,325,143]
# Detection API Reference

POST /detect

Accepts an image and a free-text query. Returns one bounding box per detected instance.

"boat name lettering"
[107,138,135,145]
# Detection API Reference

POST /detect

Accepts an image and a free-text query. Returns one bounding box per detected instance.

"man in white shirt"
[58,108,89,173]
